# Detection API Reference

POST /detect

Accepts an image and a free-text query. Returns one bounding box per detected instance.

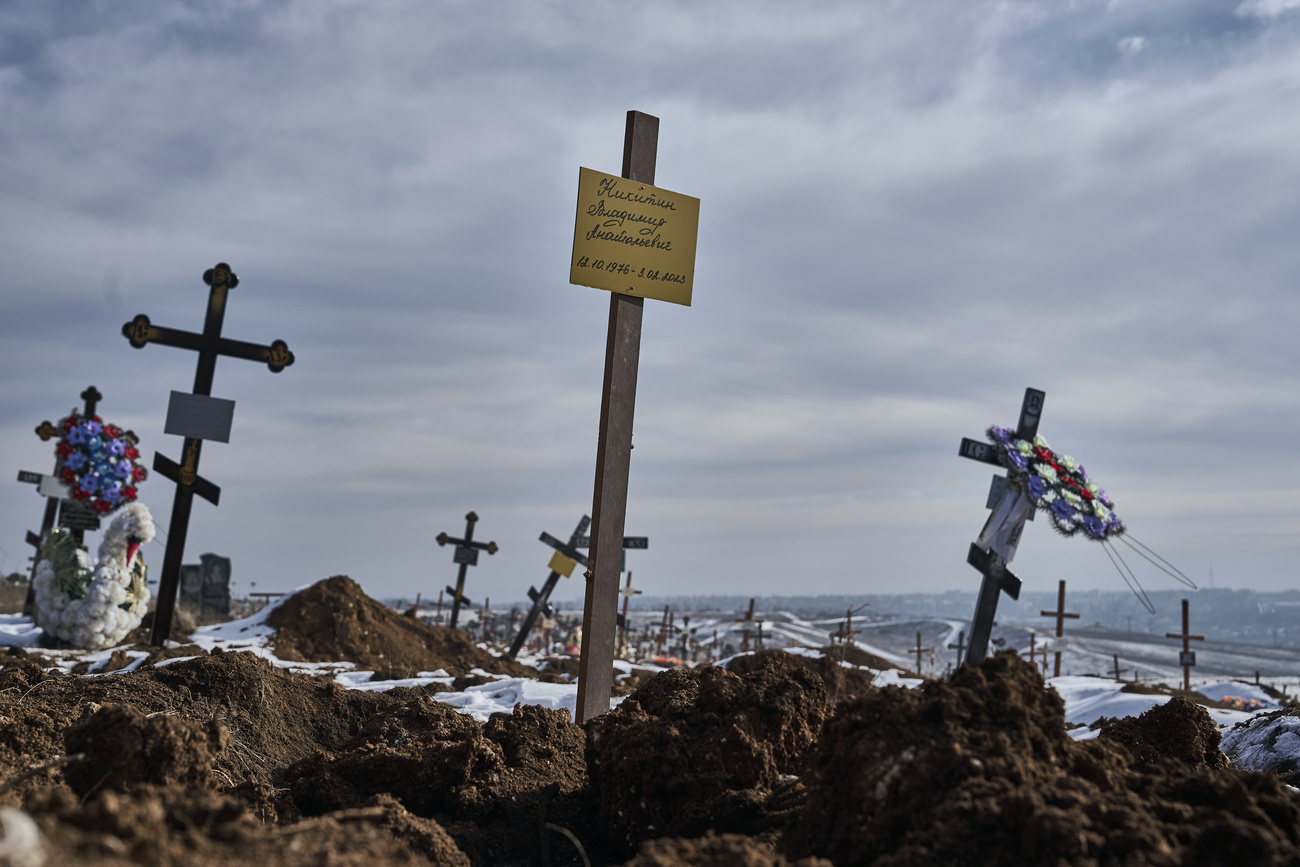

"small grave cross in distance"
[737,598,764,653]
[914,631,935,677]
[947,630,968,670]
[619,571,642,654]
[436,511,498,629]
[121,263,294,646]
[506,515,590,658]
[1165,598,1204,691]
[1040,579,1080,678]
[1110,653,1128,682]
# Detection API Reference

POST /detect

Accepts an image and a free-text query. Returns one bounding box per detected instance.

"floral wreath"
[54,411,147,514]
[987,426,1123,541]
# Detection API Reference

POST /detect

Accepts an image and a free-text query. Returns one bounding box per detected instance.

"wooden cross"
[478,597,493,643]
[1040,579,1080,678]
[958,387,1045,666]
[655,604,671,655]
[1028,631,1037,666]
[1165,598,1204,691]
[620,571,642,654]
[121,263,294,646]
[435,511,498,629]
[435,588,445,625]
[738,598,764,653]
[506,515,590,658]
[1110,653,1128,682]
[575,110,667,723]
[913,631,935,677]
[947,630,967,670]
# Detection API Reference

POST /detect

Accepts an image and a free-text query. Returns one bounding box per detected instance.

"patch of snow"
[1220,711,1300,778]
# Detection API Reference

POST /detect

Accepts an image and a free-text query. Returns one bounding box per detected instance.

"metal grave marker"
[574,110,698,724]
[507,515,590,658]
[958,387,1045,666]
[121,263,294,646]
[435,511,498,629]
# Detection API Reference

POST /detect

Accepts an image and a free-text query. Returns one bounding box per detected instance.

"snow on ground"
[1221,711,1300,780]
[5,595,1297,777]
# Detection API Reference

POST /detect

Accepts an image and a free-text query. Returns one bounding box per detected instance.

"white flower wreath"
[33,502,155,649]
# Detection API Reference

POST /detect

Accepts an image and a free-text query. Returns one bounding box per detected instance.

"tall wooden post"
[575,111,657,723]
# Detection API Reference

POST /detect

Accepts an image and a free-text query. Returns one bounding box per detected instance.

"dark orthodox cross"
[958,387,1045,666]
[122,263,293,646]
[506,515,590,658]
[947,630,968,670]
[1165,598,1204,691]
[576,110,660,723]
[436,511,498,628]
[1028,631,1038,667]
[1040,579,1080,678]
[913,631,935,677]
[1110,654,1128,682]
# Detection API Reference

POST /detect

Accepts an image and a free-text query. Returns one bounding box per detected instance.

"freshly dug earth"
[784,651,1300,867]
[285,695,590,865]
[588,651,830,857]
[4,575,1300,866]
[267,575,535,679]
[727,648,879,705]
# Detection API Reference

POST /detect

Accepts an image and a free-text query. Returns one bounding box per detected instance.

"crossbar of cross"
[121,264,294,646]
[436,511,498,629]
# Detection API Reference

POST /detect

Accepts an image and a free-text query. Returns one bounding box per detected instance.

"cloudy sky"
[3,0,1299,613]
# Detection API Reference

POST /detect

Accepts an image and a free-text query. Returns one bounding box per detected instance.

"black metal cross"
[121,263,294,646]
[957,387,1045,667]
[507,515,590,658]
[436,511,498,628]
[571,531,647,573]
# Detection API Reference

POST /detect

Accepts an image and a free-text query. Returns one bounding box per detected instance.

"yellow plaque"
[548,551,579,578]
[570,167,700,307]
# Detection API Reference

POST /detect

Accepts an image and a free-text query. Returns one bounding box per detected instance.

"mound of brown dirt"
[587,652,829,856]
[286,695,590,865]
[62,703,228,795]
[784,651,1300,867]
[728,648,878,705]
[27,784,469,866]
[1099,696,1230,769]
[0,649,395,806]
[624,832,831,866]
[266,575,534,679]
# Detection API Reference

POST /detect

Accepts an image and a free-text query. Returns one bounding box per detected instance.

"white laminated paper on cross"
[976,479,1035,564]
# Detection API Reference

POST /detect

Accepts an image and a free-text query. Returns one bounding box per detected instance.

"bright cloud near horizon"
[2,1,1299,612]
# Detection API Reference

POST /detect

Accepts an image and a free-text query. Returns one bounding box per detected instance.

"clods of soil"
[784,651,1300,867]
[588,650,829,856]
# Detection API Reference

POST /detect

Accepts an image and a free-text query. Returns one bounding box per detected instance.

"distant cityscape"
[532,588,1300,650]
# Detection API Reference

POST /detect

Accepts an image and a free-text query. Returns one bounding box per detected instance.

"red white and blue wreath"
[987,426,1123,540]
[54,411,148,514]
[985,426,1194,613]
